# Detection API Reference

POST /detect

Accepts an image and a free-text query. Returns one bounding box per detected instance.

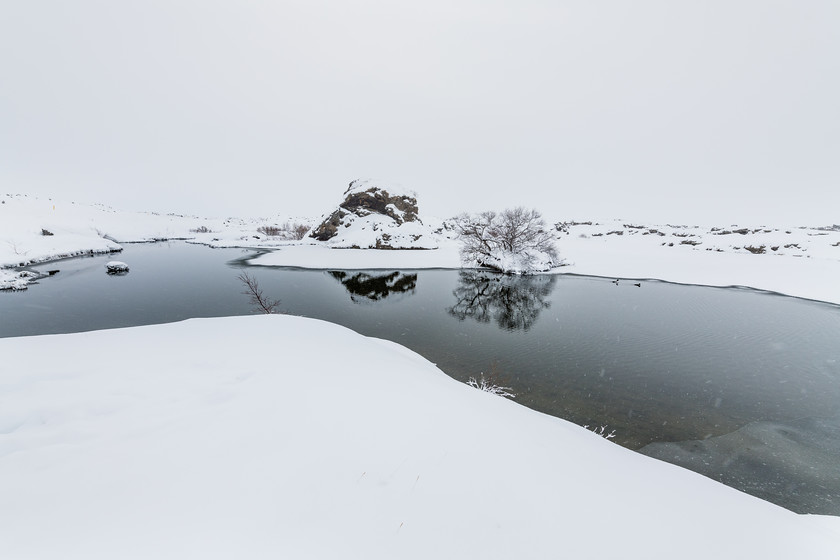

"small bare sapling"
[583,425,617,440]
[467,375,516,398]
[237,272,280,314]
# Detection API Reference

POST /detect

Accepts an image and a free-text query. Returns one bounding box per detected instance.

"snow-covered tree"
[455,207,559,274]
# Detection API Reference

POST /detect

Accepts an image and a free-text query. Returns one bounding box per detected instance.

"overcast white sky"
[2,1,838,225]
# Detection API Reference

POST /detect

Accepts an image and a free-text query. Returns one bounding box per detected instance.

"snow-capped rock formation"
[105,261,130,274]
[309,179,440,249]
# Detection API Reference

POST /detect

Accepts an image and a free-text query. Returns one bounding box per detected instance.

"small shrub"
[744,245,766,254]
[584,425,616,440]
[291,223,310,240]
[467,375,516,399]
[190,225,213,233]
[466,361,515,399]
[41,229,54,236]
[256,222,309,239]
[257,225,283,237]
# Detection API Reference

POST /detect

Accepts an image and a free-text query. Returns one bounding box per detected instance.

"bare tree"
[237,272,280,314]
[455,207,559,273]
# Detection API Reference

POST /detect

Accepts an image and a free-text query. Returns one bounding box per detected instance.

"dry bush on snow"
[257,223,310,239]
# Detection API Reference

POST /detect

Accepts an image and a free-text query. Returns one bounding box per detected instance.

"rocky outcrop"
[311,179,420,242]
[310,209,348,242]
[105,261,130,274]
[309,179,438,249]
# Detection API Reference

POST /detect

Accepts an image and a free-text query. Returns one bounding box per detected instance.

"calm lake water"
[3,241,840,514]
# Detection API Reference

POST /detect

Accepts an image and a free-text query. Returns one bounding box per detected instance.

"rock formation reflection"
[329,270,418,303]
[448,271,556,331]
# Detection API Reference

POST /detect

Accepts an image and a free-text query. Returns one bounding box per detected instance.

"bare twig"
[466,363,516,399]
[583,425,617,440]
[7,240,28,257]
[237,272,280,314]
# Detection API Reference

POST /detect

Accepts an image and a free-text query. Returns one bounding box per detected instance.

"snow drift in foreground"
[1,315,837,559]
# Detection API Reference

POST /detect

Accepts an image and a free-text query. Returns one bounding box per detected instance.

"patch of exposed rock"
[309,179,439,249]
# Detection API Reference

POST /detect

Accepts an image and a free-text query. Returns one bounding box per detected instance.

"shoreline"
[5,236,840,307]
[2,195,839,304]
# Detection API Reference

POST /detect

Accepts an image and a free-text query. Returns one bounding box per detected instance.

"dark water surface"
[3,242,840,514]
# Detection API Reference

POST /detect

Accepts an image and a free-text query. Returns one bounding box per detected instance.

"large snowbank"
[1,315,838,559]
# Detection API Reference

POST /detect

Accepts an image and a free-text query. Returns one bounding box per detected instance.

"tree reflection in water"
[448,271,556,331]
[329,271,418,303]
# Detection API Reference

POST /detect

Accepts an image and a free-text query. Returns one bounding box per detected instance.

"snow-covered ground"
[2,315,838,559]
[4,193,839,304]
[555,220,840,304]
[0,193,312,288]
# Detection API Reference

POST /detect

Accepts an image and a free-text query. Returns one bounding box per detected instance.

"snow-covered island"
[2,189,840,558]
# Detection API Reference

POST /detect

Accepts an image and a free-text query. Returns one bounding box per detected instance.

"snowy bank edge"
[245,242,840,306]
